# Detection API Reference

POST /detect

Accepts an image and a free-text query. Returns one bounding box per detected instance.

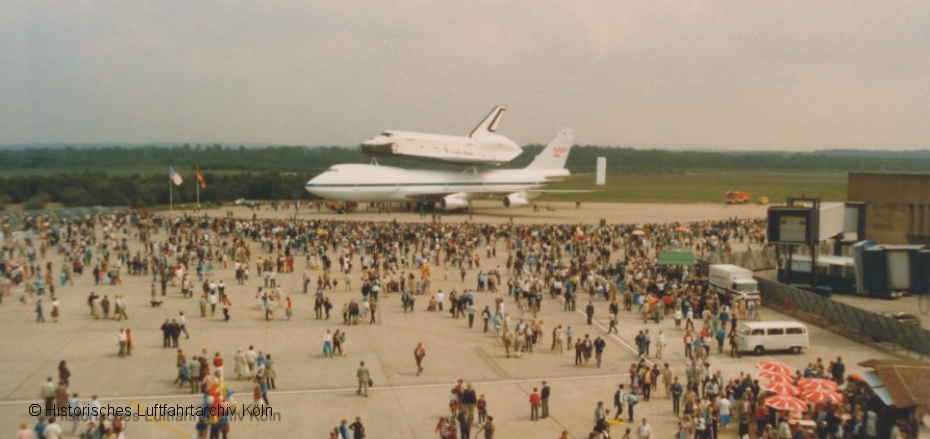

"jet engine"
[440,193,469,210]
[503,192,530,208]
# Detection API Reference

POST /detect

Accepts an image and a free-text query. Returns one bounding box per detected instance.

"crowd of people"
[3,208,916,438]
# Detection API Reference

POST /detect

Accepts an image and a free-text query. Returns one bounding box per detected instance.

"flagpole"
[169,167,173,212]
[196,166,200,208]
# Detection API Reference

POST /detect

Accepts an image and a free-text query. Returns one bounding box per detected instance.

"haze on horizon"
[1,1,928,152]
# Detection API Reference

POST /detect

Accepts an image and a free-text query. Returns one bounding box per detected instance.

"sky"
[1,1,929,151]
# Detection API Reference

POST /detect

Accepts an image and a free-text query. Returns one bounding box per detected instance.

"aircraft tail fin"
[526,128,575,170]
[469,105,506,137]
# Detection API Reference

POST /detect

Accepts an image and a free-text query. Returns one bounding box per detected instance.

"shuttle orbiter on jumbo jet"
[359,105,523,165]
[308,129,580,210]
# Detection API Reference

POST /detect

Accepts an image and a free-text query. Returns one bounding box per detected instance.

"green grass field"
[540,170,847,203]
[2,166,848,205]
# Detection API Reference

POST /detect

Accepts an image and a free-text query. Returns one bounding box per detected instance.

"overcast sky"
[1,1,928,150]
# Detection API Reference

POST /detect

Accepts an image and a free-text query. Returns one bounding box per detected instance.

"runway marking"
[129,398,190,438]
[567,298,661,370]
[0,373,628,406]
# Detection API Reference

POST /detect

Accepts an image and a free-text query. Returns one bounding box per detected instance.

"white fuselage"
[360,131,522,165]
[305,163,568,202]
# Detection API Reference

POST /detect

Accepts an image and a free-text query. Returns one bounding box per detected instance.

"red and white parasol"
[757,361,795,376]
[758,370,793,384]
[760,381,800,396]
[801,388,843,404]
[764,394,808,412]
[797,378,839,392]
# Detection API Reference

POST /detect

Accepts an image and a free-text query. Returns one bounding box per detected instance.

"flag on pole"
[169,167,183,186]
[196,169,207,189]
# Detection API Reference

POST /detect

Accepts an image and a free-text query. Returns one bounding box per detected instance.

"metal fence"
[757,278,930,359]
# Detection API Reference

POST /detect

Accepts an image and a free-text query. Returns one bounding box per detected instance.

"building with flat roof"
[848,172,930,245]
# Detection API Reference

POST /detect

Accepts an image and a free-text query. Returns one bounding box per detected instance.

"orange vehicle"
[725,191,752,204]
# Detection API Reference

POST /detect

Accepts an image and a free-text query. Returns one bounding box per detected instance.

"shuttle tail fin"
[469,105,506,137]
[526,128,575,170]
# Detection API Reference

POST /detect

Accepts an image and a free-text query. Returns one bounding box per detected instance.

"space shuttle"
[359,105,523,165]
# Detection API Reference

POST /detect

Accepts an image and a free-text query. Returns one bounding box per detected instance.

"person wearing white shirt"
[43,418,62,439]
[86,395,100,424]
[718,396,731,430]
[68,393,82,435]
[636,418,653,439]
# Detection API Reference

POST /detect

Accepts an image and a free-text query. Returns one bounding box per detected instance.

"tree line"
[0,171,308,210]
[2,144,929,174]
[0,144,927,210]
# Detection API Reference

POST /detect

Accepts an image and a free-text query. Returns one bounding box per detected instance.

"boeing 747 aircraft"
[359,105,523,165]
[307,128,577,210]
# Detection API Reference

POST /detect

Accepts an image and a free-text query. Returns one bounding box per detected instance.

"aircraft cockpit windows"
[326,167,339,172]
[380,132,393,137]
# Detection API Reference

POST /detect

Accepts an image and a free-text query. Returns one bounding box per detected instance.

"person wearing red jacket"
[529,388,542,421]
[213,352,224,380]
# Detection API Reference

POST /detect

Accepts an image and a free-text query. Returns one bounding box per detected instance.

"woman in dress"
[234,348,248,379]
[678,415,693,439]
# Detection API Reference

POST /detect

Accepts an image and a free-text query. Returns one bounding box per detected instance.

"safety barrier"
[756,278,930,359]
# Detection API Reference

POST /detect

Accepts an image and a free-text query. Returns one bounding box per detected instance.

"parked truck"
[725,191,752,204]
[708,264,760,301]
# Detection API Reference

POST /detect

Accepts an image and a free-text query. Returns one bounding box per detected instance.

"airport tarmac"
[0,202,920,438]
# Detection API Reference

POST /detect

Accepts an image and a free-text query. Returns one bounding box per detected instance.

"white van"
[737,321,809,355]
